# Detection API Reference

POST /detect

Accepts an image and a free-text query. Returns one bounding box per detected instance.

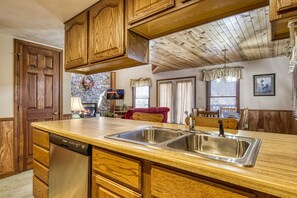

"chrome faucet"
[189,113,195,131]
[218,120,225,137]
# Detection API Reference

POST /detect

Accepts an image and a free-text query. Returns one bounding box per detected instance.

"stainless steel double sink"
[105,127,262,167]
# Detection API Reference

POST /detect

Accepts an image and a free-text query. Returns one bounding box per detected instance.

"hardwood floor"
[0,170,33,198]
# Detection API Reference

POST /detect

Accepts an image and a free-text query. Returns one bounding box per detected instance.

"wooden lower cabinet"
[151,165,255,198]
[33,176,49,198]
[92,173,141,198]
[32,129,49,198]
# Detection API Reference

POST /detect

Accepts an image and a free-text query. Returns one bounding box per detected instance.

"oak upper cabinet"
[127,0,175,24]
[277,0,297,15]
[270,0,297,40]
[89,0,124,63]
[64,12,88,69]
[270,0,297,20]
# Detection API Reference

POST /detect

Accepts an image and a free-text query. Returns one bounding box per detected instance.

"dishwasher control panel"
[50,134,90,156]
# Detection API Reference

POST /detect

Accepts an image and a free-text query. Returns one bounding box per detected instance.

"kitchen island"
[32,117,297,197]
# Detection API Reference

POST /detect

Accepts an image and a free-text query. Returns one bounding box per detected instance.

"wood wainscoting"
[241,109,295,134]
[62,114,72,120]
[0,118,17,178]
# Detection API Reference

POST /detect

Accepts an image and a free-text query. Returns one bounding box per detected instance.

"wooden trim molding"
[62,114,72,120]
[0,117,14,121]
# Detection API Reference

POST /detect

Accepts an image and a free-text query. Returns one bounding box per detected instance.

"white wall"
[0,34,14,118]
[0,34,72,118]
[116,56,292,110]
[63,72,72,114]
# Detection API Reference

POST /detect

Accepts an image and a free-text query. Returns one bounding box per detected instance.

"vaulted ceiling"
[150,6,290,73]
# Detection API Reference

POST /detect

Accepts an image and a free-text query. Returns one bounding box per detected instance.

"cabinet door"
[278,0,297,14]
[92,174,141,198]
[151,166,256,198]
[128,0,175,24]
[89,0,124,63]
[65,11,88,69]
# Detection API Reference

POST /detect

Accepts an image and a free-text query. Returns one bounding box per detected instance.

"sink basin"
[166,133,261,167]
[105,127,186,145]
[105,127,261,167]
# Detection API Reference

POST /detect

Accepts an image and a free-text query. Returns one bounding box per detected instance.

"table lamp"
[71,97,85,119]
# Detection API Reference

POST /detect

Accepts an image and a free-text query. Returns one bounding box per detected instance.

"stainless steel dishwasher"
[49,134,91,198]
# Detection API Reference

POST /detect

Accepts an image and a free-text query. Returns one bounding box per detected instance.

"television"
[106,89,124,100]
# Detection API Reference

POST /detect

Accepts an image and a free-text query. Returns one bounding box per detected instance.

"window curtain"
[289,46,296,73]
[293,67,297,118]
[203,67,243,81]
[176,80,193,124]
[130,78,152,87]
[158,82,173,123]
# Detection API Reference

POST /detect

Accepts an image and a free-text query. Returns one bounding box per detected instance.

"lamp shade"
[71,97,85,111]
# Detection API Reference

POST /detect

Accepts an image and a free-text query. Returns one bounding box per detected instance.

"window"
[133,86,150,108]
[207,79,239,112]
[157,77,196,124]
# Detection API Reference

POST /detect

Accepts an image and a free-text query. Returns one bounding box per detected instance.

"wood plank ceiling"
[150,6,290,73]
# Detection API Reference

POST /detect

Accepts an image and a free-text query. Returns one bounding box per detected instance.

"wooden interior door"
[88,0,124,63]
[16,40,62,171]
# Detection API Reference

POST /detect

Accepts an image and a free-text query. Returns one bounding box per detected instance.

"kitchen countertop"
[32,117,297,197]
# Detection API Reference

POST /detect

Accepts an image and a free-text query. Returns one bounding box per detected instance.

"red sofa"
[123,107,170,123]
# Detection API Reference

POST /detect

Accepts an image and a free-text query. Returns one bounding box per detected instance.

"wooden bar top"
[32,117,297,197]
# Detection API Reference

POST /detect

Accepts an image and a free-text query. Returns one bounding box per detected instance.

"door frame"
[14,39,63,172]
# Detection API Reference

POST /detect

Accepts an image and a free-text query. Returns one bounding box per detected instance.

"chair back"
[185,116,238,129]
[239,108,249,130]
[132,112,164,123]
[196,110,219,118]
[219,107,237,118]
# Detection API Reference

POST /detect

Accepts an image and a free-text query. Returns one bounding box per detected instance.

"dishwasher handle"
[50,134,91,156]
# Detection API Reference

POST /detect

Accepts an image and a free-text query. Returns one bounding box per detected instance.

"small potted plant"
[102,111,114,118]
[121,103,127,111]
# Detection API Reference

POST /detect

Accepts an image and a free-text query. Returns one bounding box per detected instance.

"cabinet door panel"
[128,0,175,24]
[92,148,142,190]
[89,0,124,63]
[65,11,88,69]
[278,0,297,14]
[151,165,255,198]
[92,174,141,198]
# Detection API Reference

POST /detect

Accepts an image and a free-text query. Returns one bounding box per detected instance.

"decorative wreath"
[81,76,94,90]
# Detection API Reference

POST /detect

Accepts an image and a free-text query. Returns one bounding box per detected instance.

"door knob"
[53,111,58,115]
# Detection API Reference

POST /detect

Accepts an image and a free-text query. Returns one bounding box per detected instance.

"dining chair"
[219,107,237,118]
[196,110,220,118]
[185,116,238,129]
[132,112,164,123]
[239,108,249,130]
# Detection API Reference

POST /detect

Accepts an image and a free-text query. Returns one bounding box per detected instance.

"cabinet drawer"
[151,166,255,198]
[33,144,49,167]
[92,173,141,198]
[128,0,175,24]
[33,176,48,198]
[92,148,142,190]
[33,129,49,150]
[33,160,49,185]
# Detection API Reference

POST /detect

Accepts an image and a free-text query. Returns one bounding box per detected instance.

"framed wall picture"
[253,74,275,96]
[82,103,97,117]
